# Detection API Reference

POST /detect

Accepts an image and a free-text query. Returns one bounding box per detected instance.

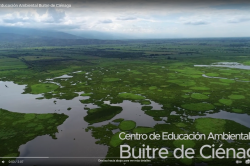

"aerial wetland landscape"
[1,38,250,165]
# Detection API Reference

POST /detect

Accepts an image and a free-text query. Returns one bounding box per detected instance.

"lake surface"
[194,62,250,70]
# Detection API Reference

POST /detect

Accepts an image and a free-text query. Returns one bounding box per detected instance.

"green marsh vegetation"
[1,38,250,165]
[84,105,123,124]
[87,117,250,166]
[0,109,68,165]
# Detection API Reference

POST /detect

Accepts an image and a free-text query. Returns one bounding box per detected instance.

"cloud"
[35,8,48,16]
[210,3,250,10]
[0,8,66,25]
[46,8,66,23]
[227,16,250,23]
[178,16,210,25]
[3,18,29,23]
[184,20,209,25]
[99,19,113,23]
[117,17,137,20]
[0,1,250,38]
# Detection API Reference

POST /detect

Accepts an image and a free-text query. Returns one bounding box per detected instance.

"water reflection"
[194,62,250,70]
[189,110,250,128]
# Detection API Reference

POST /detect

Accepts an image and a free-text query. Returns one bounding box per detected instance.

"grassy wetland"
[1,38,250,165]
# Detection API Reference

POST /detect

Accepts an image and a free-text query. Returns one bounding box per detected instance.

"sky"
[0,0,250,38]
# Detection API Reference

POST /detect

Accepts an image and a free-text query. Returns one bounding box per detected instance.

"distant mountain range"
[0,26,131,41]
[67,30,131,40]
[0,26,131,47]
[0,26,82,40]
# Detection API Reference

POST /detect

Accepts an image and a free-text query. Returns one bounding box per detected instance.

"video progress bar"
[1,157,247,159]
[0,157,115,159]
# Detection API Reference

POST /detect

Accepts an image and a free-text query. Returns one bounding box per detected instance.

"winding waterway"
[1,69,250,165]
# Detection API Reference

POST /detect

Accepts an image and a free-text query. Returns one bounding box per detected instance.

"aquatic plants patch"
[84,105,123,124]
[30,83,59,94]
[119,120,136,131]
[181,103,214,111]
[219,99,232,106]
[228,94,245,100]
[103,78,120,82]
[118,93,145,100]
[191,93,209,100]
[195,118,226,135]
[133,127,155,134]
